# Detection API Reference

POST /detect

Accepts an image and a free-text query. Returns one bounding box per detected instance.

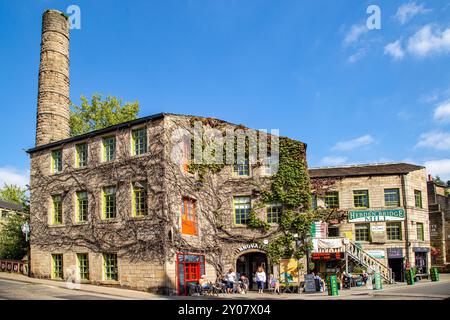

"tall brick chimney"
[35,9,70,146]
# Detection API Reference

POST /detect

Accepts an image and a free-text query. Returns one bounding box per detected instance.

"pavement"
[0,272,449,300]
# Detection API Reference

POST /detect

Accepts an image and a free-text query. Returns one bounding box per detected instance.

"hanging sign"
[366,250,385,259]
[348,209,405,222]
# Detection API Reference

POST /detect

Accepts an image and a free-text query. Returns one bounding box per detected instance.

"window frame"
[132,183,148,217]
[181,197,197,236]
[384,188,400,207]
[414,190,423,208]
[324,191,340,209]
[355,223,370,242]
[416,222,424,241]
[386,221,402,241]
[102,186,117,220]
[103,253,118,281]
[132,128,148,156]
[75,143,88,168]
[51,254,63,279]
[51,149,62,173]
[233,196,251,225]
[77,253,89,280]
[102,136,116,162]
[233,158,250,177]
[52,195,63,225]
[266,203,282,224]
[76,191,88,222]
[353,190,369,208]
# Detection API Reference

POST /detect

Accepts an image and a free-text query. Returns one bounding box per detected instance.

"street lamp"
[304,232,311,275]
[293,234,302,293]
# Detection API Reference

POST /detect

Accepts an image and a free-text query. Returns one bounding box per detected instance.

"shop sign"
[413,247,430,253]
[235,243,266,254]
[371,226,385,232]
[348,209,405,222]
[366,250,385,259]
[387,248,403,258]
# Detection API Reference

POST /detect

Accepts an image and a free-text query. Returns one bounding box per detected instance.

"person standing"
[225,268,236,294]
[255,266,266,294]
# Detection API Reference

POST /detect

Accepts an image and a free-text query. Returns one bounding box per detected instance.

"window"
[181,197,197,235]
[102,137,116,162]
[414,190,423,208]
[233,196,251,225]
[387,222,402,240]
[264,155,278,175]
[311,195,317,210]
[355,223,370,242]
[52,195,63,224]
[77,253,89,280]
[182,136,191,173]
[103,253,118,280]
[384,188,400,207]
[267,204,282,224]
[132,183,148,216]
[132,128,147,156]
[328,226,340,237]
[51,149,62,173]
[325,191,339,209]
[233,158,249,176]
[416,222,424,241]
[103,186,116,219]
[76,191,88,222]
[52,254,63,279]
[76,143,88,168]
[353,190,369,208]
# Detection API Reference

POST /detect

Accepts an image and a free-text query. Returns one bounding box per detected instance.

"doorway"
[415,252,428,274]
[236,252,268,290]
[388,258,404,282]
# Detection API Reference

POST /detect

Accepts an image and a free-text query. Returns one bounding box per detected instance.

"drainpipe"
[401,175,411,266]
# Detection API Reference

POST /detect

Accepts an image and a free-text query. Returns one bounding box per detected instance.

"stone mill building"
[27,9,309,294]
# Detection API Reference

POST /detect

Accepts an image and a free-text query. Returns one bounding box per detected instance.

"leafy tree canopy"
[0,184,29,212]
[69,94,140,136]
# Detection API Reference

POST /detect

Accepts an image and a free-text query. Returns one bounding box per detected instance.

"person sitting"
[269,274,280,294]
[239,274,249,294]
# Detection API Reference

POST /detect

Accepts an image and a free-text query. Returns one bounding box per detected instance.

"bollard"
[405,268,415,285]
[326,275,339,296]
[373,272,382,290]
[431,267,440,282]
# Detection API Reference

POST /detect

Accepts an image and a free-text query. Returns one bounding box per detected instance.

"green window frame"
[132,128,147,156]
[102,186,117,219]
[414,190,423,208]
[103,253,118,281]
[51,149,62,173]
[325,191,339,209]
[77,253,89,280]
[102,137,116,162]
[76,191,88,222]
[52,195,63,224]
[416,222,424,241]
[52,254,63,279]
[267,204,282,224]
[233,158,249,176]
[353,190,369,208]
[355,223,370,242]
[387,222,402,240]
[233,196,251,225]
[384,188,400,207]
[76,143,88,168]
[132,183,148,216]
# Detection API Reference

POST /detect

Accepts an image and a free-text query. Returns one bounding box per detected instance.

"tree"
[69,94,140,136]
[0,184,29,259]
[433,176,445,186]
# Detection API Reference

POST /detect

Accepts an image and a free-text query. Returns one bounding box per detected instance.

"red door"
[184,262,201,291]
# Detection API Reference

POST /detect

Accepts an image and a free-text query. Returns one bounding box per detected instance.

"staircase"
[345,241,394,284]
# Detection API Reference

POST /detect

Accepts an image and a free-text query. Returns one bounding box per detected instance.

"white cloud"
[331,135,375,152]
[348,48,367,63]
[424,159,450,181]
[416,131,450,150]
[344,24,369,45]
[384,40,405,60]
[320,156,348,166]
[407,25,450,57]
[0,167,29,189]
[433,100,450,122]
[395,2,431,24]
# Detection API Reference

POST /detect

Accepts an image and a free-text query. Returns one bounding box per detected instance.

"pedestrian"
[255,266,266,294]
[269,274,280,294]
[225,268,236,294]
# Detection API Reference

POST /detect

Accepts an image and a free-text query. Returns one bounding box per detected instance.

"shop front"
[387,248,404,282]
[176,253,205,295]
[234,243,269,291]
[413,247,430,275]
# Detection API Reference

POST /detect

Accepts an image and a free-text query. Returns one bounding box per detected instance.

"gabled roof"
[308,163,425,178]
[0,200,24,212]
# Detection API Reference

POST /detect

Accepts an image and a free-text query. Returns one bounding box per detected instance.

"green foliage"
[247,208,270,231]
[0,213,29,260]
[69,94,139,136]
[0,184,29,212]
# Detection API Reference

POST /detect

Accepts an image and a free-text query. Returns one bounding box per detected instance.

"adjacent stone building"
[427,177,450,271]
[309,163,431,282]
[27,9,308,294]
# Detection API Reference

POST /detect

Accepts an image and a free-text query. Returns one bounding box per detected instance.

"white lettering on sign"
[235,243,266,254]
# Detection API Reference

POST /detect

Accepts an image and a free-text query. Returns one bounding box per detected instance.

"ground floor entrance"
[176,253,205,295]
[388,258,404,282]
[236,252,268,290]
[415,252,428,274]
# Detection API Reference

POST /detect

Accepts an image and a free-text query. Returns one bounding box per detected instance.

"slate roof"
[0,200,24,212]
[308,163,424,178]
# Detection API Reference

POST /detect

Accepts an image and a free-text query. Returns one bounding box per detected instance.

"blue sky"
[0,0,450,187]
